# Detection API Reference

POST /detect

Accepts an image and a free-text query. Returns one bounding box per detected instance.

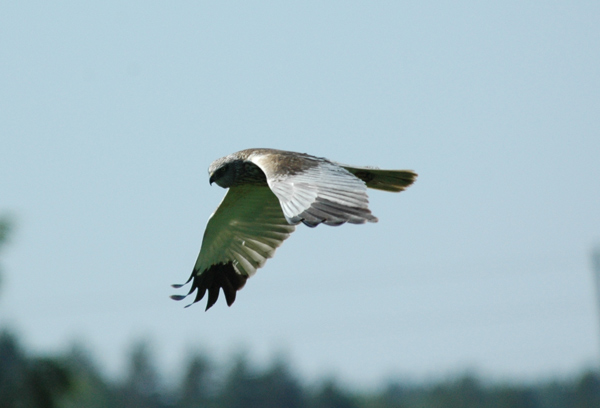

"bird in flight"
[171,148,417,310]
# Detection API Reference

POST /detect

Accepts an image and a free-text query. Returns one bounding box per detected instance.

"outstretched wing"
[252,154,377,227]
[172,184,295,310]
[336,164,418,192]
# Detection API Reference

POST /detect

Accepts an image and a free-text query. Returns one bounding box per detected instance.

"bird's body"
[172,148,417,310]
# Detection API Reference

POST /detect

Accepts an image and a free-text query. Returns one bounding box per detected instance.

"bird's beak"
[209,173,215,185]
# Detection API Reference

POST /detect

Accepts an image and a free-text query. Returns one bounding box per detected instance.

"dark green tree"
[254,355,306,408]
[0,220,73,408]
[177,351,215,408]
[218,352,307,408]
[60,344,115,408]
[115,340,166,408]
[0,330,72,408]
[219,352,263,408]
[377,382,413,408]
[309,378,359,408]
[488,386,538,408]
[427,374,486,408]
[25,356,73,408]
[0,330,29,407]
[572,371,600,408]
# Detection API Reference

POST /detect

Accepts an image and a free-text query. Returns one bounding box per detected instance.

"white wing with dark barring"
[171,184,295,310]
[251,153,377,227]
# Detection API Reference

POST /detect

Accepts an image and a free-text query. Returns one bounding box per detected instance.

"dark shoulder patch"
[171,262,248,311]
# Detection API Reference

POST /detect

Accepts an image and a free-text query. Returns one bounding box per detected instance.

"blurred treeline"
[1,218,600,408]
[0,329,599,408]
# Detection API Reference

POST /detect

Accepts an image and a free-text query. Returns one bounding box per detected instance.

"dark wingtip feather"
[171,274,193,289]
[170,295,188,301]
[225,292,237,307]
[172,262,248,311]
[205,286,220,311]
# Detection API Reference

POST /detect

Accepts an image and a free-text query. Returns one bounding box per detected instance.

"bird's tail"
[341,166,418,192]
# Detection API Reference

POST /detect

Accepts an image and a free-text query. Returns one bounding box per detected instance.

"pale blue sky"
[1,1,599,387]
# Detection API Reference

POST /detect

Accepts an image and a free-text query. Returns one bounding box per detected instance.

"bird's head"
[208,157,239,188]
